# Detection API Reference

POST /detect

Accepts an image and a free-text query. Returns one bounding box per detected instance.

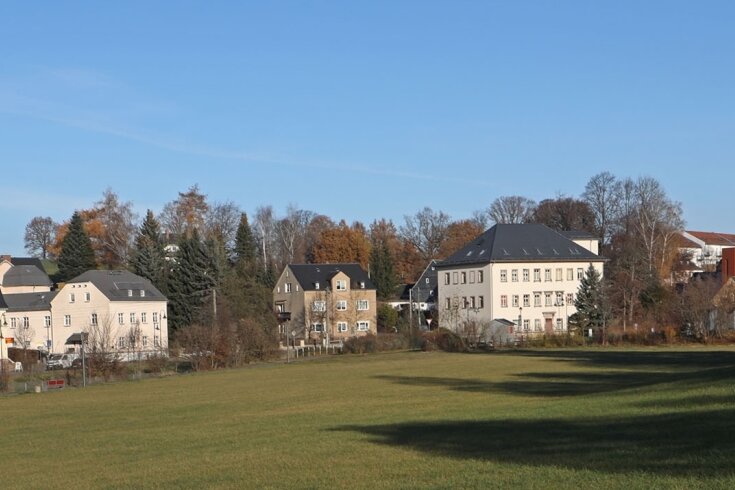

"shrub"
[420,328,468,353]
[342,333,411,354]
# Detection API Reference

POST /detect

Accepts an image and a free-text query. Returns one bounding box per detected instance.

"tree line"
[24,171,730,344]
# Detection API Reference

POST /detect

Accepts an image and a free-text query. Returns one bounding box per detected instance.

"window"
[556,292,563,305]
[91,313,98,326]
[534,269,541,282]
[360,282,365,289]
[523,294,530,307]
[545,293,552,307]
[501,295,508,307]
[85,292,91,302]
[469,296,476,309]
[478,271,484,283]
[425,277,430,284]
[285,283,292,293]
[44,316,51,328]
[567,268,574,281]
[336,280,347,291]
[69,293,75,303]
[445,298,451,310]
[337,322,348,332]
[142,336,148,347]
[444,273,450,285]
[312,323,324,332]
[64,315,71,327]
[577,268,584,280]
[523,269,529,282]
[356,321,369,331]
[511,269,518,282]
[461,272,467,284]
[141,312,147,323]
[500,270,507,282]
[22,317,30,328]
[336,300,347,311]
[312,301,326,312]
[154,337,160,347]
[556,268,563,281]
[534,293,541,307]
[512,295,519,307]
[130,313,137,324]
[10,317,16,329]
[357,300,369,311]
[128,290,133,297]
[478,296,484,308]
[534,319,541,332]
[453,272,458,284]
[461,297,468,309]
[556,318,563,330]
[545,269,552,281]
[118,337,126,349]
[523,319,530,331]
[140,290,145,297]
[315,282,320,290]
[153,312,159,324]
[118,313,124,325]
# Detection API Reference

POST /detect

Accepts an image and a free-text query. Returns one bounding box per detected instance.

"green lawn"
[3,348,735,489]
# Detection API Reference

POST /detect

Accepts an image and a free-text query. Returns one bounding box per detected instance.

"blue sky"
[1,1,733,255]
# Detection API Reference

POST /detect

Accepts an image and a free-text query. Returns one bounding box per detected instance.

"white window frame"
[85,292,91,302]
[141,312,147,324]
[534,293,541,307]
[523,269,529,282]
[44,316,51,328]
[357,300,369,311]
[500,295,508,308]
[91,313,98,326]
[64,315,71,327]
[511,269,518,282]
[312,301,326,312]
[118,313,124,325]
[336,300,347,311]
[500,270,507,282]
[545,269,552,282]
[356,321,369,331]
[285,283,292,293]
[337,322,348,332]
[336,280,347,291]
[130,312,137,324]
[523,294,530,308]
[534,269,541,282]
[22,317,30,328]
[512,295,519,308]
[69,293,75,303]
[312,323,324,333]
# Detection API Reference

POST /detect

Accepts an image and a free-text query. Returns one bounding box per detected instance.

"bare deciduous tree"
[582,171,622,246]
[487,196,536,224]
[24,216,58,259]
[253,205,276,271]
[400,207,451,261]
[206,200,242,253]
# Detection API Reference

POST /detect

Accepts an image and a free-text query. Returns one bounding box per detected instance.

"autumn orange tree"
[310,220,371,269]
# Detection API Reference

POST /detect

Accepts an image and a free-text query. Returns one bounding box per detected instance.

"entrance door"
[544,317,553,334]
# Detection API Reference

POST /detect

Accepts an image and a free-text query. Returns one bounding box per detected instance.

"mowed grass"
[3,348,735,489]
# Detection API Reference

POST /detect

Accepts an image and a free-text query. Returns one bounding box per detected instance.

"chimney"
[722,248,735,284]
[0,255,11,263]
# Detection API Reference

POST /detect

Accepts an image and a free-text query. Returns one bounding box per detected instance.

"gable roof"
[560,230,598,240]
[3,265,53,288]
[410,259,441,302]
[10,257,46,271]
[440,224,603,267]
[686,231,735,247]
[2,291,58,311]
[67,270,167,301]
[286,264,376,291]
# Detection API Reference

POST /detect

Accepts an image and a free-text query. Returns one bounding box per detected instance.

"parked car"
[46,353,78,370]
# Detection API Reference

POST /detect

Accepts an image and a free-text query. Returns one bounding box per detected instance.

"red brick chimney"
[722,248,735,284]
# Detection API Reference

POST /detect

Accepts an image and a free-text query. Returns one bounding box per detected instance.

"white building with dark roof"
[437,224,605,340]
[49,270,168,355]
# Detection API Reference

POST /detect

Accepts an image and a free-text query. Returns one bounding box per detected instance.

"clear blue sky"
[1,1,733,256]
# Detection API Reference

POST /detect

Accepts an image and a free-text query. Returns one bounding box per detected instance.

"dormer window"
[359,281,365,289]
[140,290,145,297]
[128,290,133,297]
[315,282,320,290]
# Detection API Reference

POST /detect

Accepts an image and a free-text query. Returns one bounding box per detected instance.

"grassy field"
[2,348,735,489]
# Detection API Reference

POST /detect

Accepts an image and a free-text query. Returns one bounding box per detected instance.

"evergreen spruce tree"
[234,213,257,272]
[130,210,167,292]
[370,238,397,300]
[574,264,608,337]
[58,211,96,281]
[167,230,217,332]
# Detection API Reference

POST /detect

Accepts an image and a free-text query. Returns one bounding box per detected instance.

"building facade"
[437,224,605,340]
[273,263,377,343]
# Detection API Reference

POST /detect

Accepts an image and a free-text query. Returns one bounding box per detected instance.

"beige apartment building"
[437,224,605,340]
[273,263,377,344]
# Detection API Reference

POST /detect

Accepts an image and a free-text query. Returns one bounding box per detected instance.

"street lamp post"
[0,314,6,382]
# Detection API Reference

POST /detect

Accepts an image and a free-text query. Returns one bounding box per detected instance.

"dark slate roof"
[2,291,58,311]
[0,292,7,309]
[560,230,599,240]
[68,270,167,301]
[10,257,46,271]
[410,259,440,303]
[287,264,376,291]
[440,224,603,267]
[3,265,52,288]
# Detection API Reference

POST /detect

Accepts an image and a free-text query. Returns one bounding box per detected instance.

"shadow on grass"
[333,409,735,476]
[376,350,735,398]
